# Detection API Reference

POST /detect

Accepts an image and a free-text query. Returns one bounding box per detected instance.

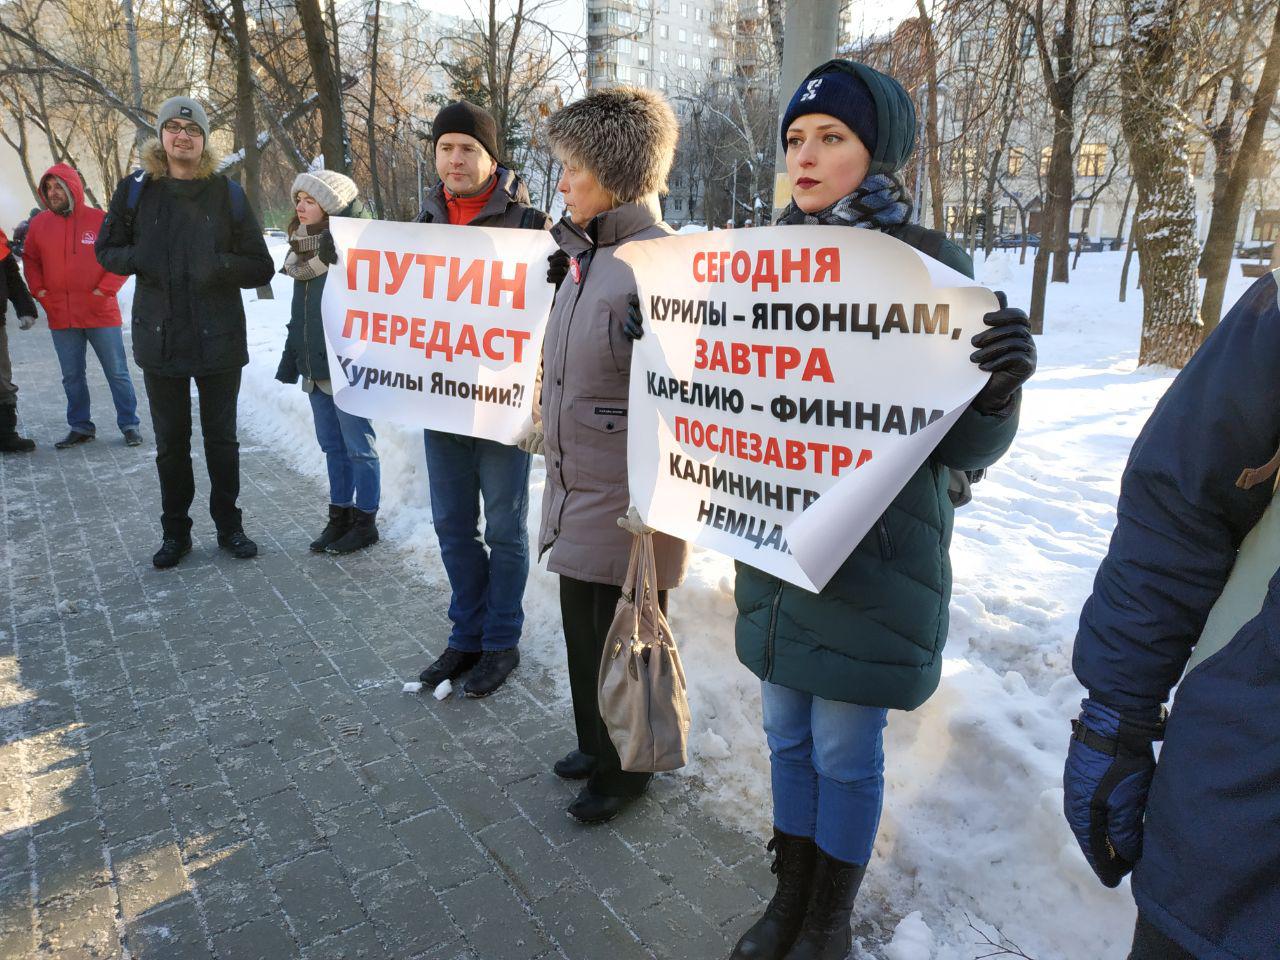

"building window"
[1188,143,1207,177]
[616,63,630,81]
[1007,147,1026,177]
[678,52,687,67]
[1040,146,1053,176]
[679,28,687,42]
[1093,13,1124,47]
[659,73,668,90]
[693,32,701,46]
[638,44,649,62]
[681,2,688,15]
[708,34,717,49]
[1077,143,1107,177]
[959,28,992,64]
[636,70,648,86]
[696,6,704,20]
[660,49,668,63]
[659,23,669,38]
[617,38,633,54]
[693,55,702,70]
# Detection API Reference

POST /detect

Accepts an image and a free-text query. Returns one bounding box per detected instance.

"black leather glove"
[317,230,338,267]
[970,291,1036,415]
[547,249,569,287]
[624,292,644,341]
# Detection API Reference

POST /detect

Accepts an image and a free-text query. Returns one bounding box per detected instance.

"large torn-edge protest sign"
[616,226,996,592]
[322,217,558,443]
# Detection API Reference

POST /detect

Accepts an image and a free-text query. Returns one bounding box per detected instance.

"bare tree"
[296,0,350,172]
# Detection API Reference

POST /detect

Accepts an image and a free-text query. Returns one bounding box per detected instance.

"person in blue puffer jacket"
[1066,271,1280,960]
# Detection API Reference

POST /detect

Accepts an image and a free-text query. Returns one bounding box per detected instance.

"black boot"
[553,750,596,780]
[463,648,520,698]
[729,830,818,960]
[152,536,192,569]
[326,508,378,554]
[217,528,259,559]
[0,405,35,453]
[781,848,866,960]
[418,647,482,688]
[310,505,353,553]
[566,785,637,825]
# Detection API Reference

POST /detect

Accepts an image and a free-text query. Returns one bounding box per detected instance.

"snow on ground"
[121,247,1255,958]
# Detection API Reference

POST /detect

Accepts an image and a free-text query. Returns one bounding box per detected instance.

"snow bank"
[126,247,1255,958]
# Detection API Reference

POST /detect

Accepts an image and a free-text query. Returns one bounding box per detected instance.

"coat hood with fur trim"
[140,138,220,180]
[548,86,678,204]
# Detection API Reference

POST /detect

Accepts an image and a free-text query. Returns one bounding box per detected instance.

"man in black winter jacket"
[0,228,38,453]
[96,96,275,568]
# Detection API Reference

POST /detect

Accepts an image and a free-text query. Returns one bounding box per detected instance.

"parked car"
[1236,241,1275,260]
[991,233,1040,249]
[1068,232,1105,253]
[264,228,287,239]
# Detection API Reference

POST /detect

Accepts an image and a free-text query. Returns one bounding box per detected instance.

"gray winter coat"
[538,200,689,588]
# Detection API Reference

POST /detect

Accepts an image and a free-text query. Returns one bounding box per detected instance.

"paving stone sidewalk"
[0,324,771,960]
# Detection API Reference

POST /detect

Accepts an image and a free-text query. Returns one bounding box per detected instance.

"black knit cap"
[432,101,500,162]
[781,59,917,176]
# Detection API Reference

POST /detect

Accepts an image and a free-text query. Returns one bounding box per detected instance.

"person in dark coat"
[533,86,690,825]
[96,95,275,568]
[1065,272,1280,960]
[10,208,40,260]
[274,170,380,556]
[0,227,39,453]
[729,60,1035,960]
[413,101,553,700]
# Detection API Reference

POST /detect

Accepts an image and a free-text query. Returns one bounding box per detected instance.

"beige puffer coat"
[537,200,689,588]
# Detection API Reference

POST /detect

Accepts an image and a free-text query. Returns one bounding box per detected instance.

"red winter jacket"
[23,163,125,330]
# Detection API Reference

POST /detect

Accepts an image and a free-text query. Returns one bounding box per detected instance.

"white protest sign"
[616,226,996,592]
[322,217,558,443]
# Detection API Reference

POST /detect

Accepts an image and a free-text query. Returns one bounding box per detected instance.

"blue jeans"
[49,326,139,435]
[308,389,380,512]
[762,680,889,865]
[423,430,531,652]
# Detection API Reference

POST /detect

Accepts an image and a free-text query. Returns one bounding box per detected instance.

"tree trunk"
[365,0,383,216]
[229,0,262,214]
[1199,1,1280,334]
[296,0,349,173]
[1120,228,1137,302]
[121,0,148,146]
[916,0,945,231]
[1122,0,1202,368]
[1199,66,1246,277]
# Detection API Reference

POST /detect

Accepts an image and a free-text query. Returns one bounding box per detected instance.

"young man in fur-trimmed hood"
[96,96,275,569]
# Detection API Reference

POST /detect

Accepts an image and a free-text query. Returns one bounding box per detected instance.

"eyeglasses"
[162,121,204,139]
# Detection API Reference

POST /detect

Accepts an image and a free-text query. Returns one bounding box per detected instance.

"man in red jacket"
[23,162,141,448]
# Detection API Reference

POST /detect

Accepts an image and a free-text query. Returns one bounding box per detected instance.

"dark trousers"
[558,575,667,798]
[1129,914,1197,960]
[143,369,242,538]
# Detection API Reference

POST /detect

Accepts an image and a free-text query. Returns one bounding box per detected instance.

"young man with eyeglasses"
[96,96,275,569]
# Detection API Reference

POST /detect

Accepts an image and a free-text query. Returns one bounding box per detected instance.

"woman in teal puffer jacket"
[274,171,380,556]
[728,61,1036,960]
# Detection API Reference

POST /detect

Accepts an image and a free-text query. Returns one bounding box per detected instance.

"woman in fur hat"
[534,86,690,824]
[274,171,381,555]
[729,61,1036,960]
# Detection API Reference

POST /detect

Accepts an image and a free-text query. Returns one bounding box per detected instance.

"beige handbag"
[598,532,691,772]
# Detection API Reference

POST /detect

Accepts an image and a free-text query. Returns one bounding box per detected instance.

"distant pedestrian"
[0,227,38,453]
[10,207,39,259]
[96,96,275,568]
[412,100,553,700]
[23,162,141,449]
[274,170,381,555]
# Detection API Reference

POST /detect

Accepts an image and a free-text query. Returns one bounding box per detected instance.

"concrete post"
[771,0,842,222]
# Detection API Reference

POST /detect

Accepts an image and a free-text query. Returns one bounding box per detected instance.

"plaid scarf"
[282,222,328,281]
[778,173,912,231]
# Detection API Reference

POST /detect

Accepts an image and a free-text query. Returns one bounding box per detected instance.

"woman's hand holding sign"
[970,291,1036,415]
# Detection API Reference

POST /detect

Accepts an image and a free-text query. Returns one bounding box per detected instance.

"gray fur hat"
[292,170,359,215]
[548,87,678,203]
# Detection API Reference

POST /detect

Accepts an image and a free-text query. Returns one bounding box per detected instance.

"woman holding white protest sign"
[274,171,382,555]
[729,61,1036,960]
[533,86,690,825]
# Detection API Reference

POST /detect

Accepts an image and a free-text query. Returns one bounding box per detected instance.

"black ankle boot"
[728,830,817,960]
[781,848,866,960]
[310,505,353,553]
[0,405,34,453]
[326,508,378,554]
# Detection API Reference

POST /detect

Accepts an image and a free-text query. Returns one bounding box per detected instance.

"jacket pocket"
[876,517,895,560]
[569,397,628,488]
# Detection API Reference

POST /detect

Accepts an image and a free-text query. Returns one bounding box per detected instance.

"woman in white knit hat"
[274,170,381,554]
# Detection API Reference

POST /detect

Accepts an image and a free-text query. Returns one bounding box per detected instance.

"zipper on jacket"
[301,279,312,379]
[763,582,783,681]
[548,245,595,545]
[876,517,895,560]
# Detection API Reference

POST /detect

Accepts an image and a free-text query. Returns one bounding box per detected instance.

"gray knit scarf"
[778,173,912,230]
[282,222,328,281]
